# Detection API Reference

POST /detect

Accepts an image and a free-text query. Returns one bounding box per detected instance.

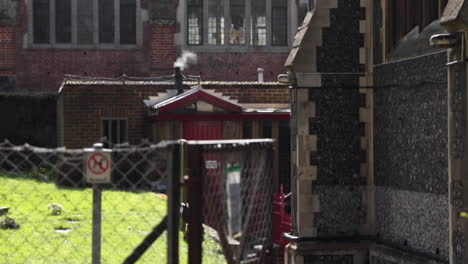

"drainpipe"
[175,67,184,95]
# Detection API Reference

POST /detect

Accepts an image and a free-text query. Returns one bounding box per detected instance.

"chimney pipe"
[175,67,184,95]
[257,68,264,83]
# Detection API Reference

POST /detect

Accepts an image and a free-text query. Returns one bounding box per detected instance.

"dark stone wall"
[374,51,448,194]
[317,0,365,73]
[374,51,449,260]
[309,0,366,237]
[0,95,57,147]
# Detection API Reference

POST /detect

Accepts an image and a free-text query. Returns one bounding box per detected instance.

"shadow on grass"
[0,169,166,195]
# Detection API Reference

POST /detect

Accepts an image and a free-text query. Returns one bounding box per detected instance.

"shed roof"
[148,86,243,113]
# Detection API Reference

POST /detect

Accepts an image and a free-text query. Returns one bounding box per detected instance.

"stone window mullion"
[203,0,208,45]
[115,0,120,46]
[71,0,77,46]
[50,0,56,46]
[93,0,99,46]
[224,0,229,47]
[245,0,251,46]
[266,0,272,47]
[136,0,142,46]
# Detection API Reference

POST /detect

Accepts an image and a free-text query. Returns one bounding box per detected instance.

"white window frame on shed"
[27,0,143,49]
[101,118,129,145]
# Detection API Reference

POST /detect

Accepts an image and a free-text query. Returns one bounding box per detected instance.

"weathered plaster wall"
[374,51,449,261]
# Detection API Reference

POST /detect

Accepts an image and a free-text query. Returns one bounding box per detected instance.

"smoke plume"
[174,50,198,70]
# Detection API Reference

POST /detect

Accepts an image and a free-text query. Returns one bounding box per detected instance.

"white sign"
[205,160,218,169]
[85,152,112,184]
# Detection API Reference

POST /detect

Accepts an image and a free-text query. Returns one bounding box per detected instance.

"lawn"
[0,173,226,264]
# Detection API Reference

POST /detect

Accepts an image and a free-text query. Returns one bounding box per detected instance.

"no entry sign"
[85,152,112,184]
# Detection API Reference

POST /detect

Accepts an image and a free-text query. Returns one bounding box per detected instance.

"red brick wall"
[150,25,176,75]
[12,0,289,93]
[61,84,171,148]
[61,83,289,148]
[184,52,289,82]
[14,0,176,93]
[0,25,15,75]
[211,86,290,104]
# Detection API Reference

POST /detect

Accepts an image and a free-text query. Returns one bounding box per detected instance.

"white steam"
[174,50,198,70]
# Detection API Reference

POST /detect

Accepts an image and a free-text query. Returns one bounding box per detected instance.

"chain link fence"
[0,140,175,264]
[0,139,274,264]
[183,140,274,264]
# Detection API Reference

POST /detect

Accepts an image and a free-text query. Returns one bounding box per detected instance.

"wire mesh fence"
[0,140,174,264]
[185,140,274,264]
[0,139,274,264]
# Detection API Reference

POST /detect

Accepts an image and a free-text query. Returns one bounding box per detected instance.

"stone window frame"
[101,117,128,145]
[27,0,143,49]
[179,0,296,53]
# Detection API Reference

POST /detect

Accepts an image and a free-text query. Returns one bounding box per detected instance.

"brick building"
[0,0,306,146]
[284,0,468,264]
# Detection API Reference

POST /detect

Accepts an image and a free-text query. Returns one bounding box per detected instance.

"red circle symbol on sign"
[87,153,110,175]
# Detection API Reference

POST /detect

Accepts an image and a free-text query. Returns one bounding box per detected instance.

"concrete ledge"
[369,243,448,264]
[286,241,369,264]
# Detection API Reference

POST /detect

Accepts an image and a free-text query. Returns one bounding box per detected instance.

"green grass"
[0,174,226,264]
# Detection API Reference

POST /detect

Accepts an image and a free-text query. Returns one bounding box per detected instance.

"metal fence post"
[188,144,203,264]
[168,143,181,264]
[92,185,102,264]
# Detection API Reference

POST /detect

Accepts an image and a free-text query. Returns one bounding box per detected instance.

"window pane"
[119,120,127,143]
[111,119,118,144]
[33,0,50,44]
[187,0,202,45]
[99,0,115,43]
[55,0,72,43]
[102,120,109,141]
[251,0,266,46]
[78,0,94,44]
[120,0,136,44]
[272,0,287,46]
[207,0,224,45]
[230,0,245,45]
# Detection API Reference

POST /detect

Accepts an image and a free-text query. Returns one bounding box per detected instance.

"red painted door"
[183,121,223,140]
[183,121,223,230]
